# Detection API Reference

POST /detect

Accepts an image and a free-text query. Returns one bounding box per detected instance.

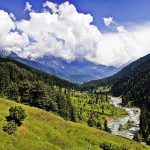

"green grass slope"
[0,98,149,150]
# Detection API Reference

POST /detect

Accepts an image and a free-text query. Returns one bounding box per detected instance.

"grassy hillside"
[0,97,149,150]
[70,91,127,127]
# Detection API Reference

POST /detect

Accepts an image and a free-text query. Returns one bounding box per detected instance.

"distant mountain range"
[82,53,150,89]
[0,49,119,83]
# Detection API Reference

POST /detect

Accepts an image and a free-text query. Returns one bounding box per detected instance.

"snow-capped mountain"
[0,49,18,58]
[0,50,120,83]
[32,55,119,83]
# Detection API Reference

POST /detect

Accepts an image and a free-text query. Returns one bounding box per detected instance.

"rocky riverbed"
[108,97,140,139]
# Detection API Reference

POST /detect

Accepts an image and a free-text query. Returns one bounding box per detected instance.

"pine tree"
[7,82,19,101]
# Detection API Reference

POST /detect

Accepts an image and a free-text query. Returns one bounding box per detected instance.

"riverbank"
[108,97,140,139]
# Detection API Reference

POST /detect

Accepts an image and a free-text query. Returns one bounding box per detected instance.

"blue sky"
[1,0,150,31]
[0,0,150,66]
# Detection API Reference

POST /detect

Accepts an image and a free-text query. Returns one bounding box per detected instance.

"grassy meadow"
[70,91,127,126]
[0,97,149,150]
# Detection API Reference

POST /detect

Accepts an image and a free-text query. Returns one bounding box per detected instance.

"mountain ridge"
[82,53,150,144]
[0,49,119,83]
[25,54,120,83]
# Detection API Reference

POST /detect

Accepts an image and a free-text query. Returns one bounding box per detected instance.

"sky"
[0,0,150,66]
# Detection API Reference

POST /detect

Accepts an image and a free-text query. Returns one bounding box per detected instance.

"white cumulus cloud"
[0,1,149,67]
[89,24,149,66]
[103,17,114,26]
[43,1,58,13]
[9,13,16,20]
[17,1,101,59]
[25,2,32,12]
[0,10,29,52]
[117,25,126,33]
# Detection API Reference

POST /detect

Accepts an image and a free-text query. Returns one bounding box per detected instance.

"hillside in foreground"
[0,97,149,150]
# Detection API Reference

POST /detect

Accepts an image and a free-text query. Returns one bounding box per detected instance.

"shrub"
[3,121,17,134]
[9,106,26,124]
[133,132,143,142]
[99,142,128,150]
[100,142,120,150]
[87,117,96,127]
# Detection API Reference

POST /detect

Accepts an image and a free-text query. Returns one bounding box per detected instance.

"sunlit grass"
[0,97,149,150]
[71,91,127,125]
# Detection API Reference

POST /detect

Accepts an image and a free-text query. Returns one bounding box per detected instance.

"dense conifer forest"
[111,54,150,144]
[83,54,150,144]
[0,56,77,121]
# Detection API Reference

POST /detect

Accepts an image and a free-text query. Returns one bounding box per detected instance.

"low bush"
[100,142,128,150]
[9,106,26,124]
[2,106,26,135]
[3,121,17,134]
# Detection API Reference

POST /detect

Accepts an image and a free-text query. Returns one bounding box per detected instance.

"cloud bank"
[0,10,29,53]
[0,1,150,66]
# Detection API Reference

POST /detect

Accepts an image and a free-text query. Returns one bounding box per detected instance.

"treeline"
[79,78,111,92]
[0,57,77,120]
[111,54,150,144]
[0,57,76,89]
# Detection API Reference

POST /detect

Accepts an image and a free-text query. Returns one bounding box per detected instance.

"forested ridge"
[0,57,76,88]
[0,56,126,132]
[0,56,77,121]
[111,54,150,144]
[83,54,150,144]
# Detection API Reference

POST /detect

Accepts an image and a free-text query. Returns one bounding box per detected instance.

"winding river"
[108,97,140,139]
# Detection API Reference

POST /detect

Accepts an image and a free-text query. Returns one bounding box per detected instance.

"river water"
[108,97,140,139]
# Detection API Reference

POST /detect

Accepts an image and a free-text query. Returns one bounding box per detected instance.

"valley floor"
[0,97,149,150]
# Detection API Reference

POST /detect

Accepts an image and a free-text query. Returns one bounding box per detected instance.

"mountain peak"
[0,49,18,58]
[66,56,87,63]
[0,51,119,83]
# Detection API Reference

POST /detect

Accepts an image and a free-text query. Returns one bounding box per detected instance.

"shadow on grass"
[6,116,22,126]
